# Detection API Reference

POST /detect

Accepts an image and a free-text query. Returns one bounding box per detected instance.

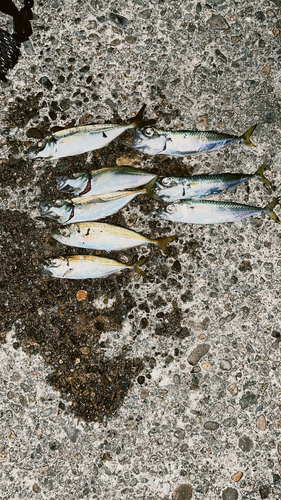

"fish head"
[40,199,73,223]
[28,138,56,159]
[131,127,166,155]
[51,226,73,244]
[40,257,68,278]
[152,177,183,201]
[156,202,178,221]
[56,172,89,194]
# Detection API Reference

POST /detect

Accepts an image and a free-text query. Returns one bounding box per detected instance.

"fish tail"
[131,104,156,128]
[153,235,178,254]
[264,197,280,223]
[255,161,272,189]
[241,124,257,147]
[132,257,148,278]
[143,175,158,193]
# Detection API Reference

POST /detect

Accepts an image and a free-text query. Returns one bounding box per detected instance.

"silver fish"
[132,124,256,157]
[40,255,147,279]
[51,222,177,253]
[40,189,148,225]
[29,105,155,160]
[156,198,279,225]
[151,162,271,202]
[56,166,158,197]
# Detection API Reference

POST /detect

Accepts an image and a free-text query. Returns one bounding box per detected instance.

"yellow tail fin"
[153,235,178,254]
[264,197,280,223]
[132,257,148,278]
[241,124,257,147]
[255,161,272,189]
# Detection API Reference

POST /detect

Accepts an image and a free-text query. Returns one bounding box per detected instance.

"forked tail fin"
[132,257,148,278]
[131,104,156,129]
[255,162,272,189]
[241,124,257,147]
[153,235,178,254]
[264,197,280,223]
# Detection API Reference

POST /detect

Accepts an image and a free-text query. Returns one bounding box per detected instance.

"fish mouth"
[56,176,72,192]
[40,201,59,219]
[155,211,168,220]
[39,260,53,276]
[28,147,41,159]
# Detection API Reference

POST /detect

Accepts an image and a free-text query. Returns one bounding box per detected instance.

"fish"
[156,198,279,225]
[131,124,257,157]
[56,166,158,197]
[51,222,177,253]
[151,162,271,202]
[40,187,152,224]
[28,105,155,160]
[40,255,147,279]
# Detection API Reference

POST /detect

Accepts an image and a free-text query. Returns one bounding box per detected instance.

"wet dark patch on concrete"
[0,209,144,422]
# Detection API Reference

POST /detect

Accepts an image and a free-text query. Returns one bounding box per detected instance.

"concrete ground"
[0,0,281,499]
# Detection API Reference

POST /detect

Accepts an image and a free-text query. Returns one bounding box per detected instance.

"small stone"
[174,428,185,439]
[173,374,181,385]
[125,35,137,44]
[204,421,219,431]
[261,64,271,76]
[172,483,193,500]
[26,128,43,139]
[80,346,90,355]
[202,362,209,370]
[10,372,21,381]
[20,383,30,392]
[222,487,238,500]
[187,344,210,366]
[220,359,232,371]
[79,113,93,125]
[231,472,243,482]
[75,453,82,460]
[32,484,41,493]
[256,415,266,431]
[116,156,139,166]
[197,115,208,126]
[76,290,87,301]
[60,98,70,110]
[126,214,137,227]
[275,419,280,428]
[228,384,238,396]
[39,76,53,90]
[238,435,253,452]
[273,28,280,36]
[239,391,258,409]
[259,485,271,499]
[140,389,149,399]
[278,442,281,455]
[109,12,128,27]
[239,260,252,272]
[207,14,229,30]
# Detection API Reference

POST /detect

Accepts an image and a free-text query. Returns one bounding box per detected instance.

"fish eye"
[37,141,43,148]
[50,258,60,267]
[143,127,155,138]
[54,200,63,207]
[166,205,175,214]
[60,228,69,236]
[162,177,171,186]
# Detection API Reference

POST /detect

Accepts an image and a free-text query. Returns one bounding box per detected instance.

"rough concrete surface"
[0,0,281,499]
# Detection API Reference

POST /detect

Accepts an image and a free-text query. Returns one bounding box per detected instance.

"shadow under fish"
[0,0,34,82]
